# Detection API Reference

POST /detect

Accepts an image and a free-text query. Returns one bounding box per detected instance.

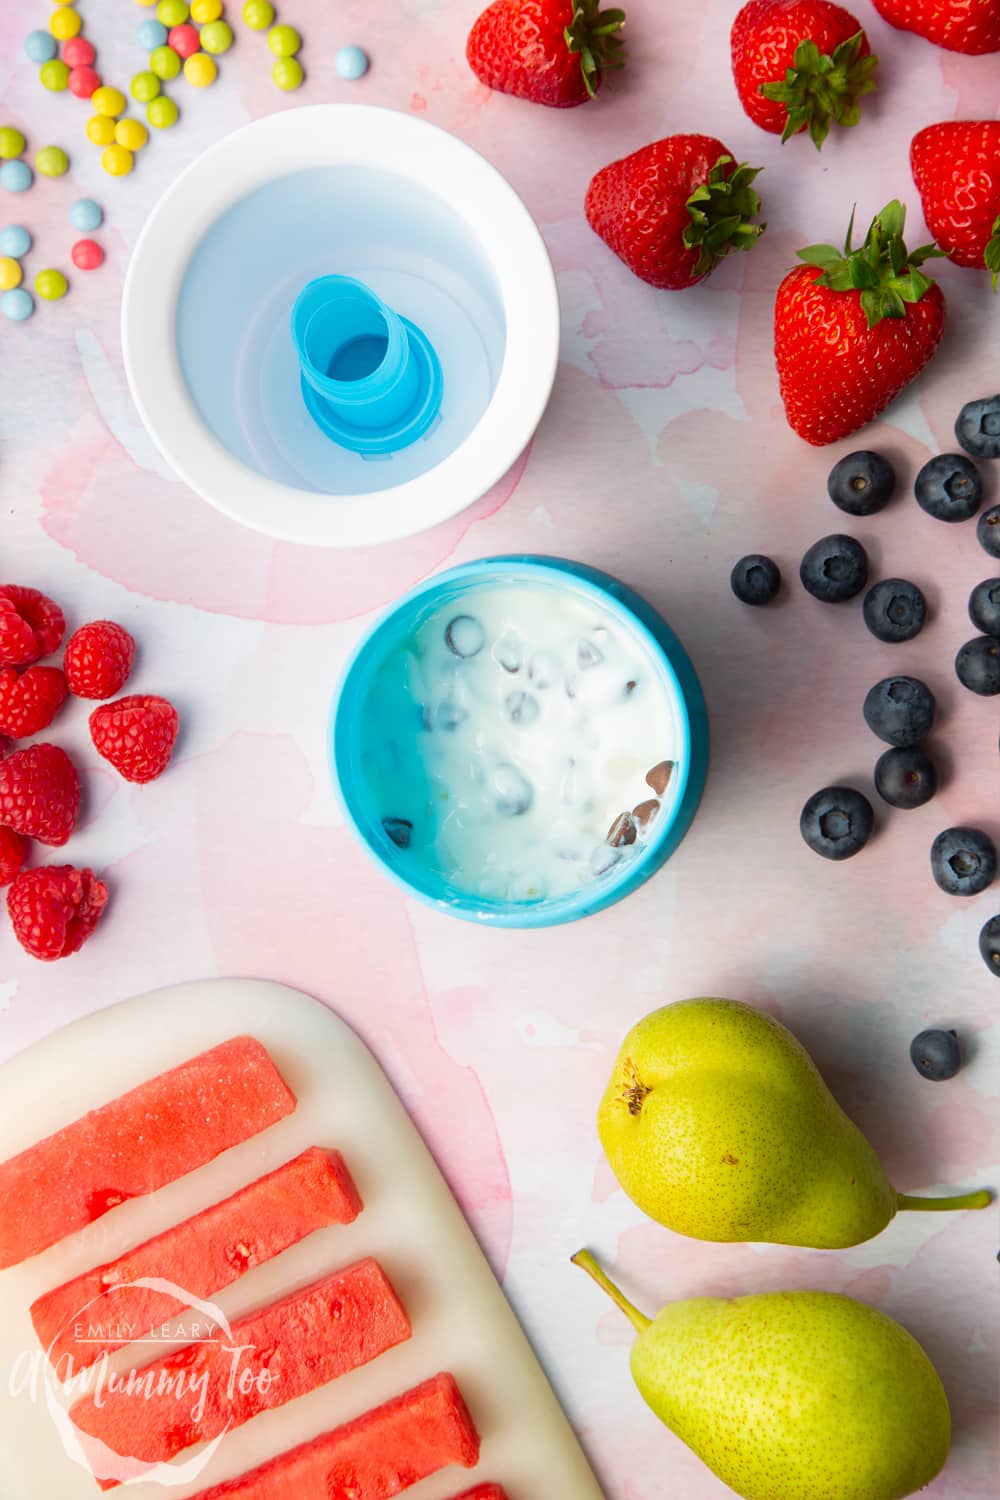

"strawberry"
[774,200,946,445]
[731,0,877,148]
[8,865,109,961]
[90,694,179,784]
[0,666,68,739]
[911,122,1000,287]
[0,743,81,846]
[871,0,1000,53]
[467,0,626,108]
[586,137,765,289]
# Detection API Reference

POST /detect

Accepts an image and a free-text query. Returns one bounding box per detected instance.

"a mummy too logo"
[8,1278,278,1488]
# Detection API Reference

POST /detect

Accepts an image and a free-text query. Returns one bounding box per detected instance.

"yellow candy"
[101,143,134,176]
[115,118,149,151]
[35,268,68,300]
[191,0,222,19]
[0,258,22,292]
[49,6,82,40]
[183,52,217,86]
[92,85,127,118]
[86,114,117,146]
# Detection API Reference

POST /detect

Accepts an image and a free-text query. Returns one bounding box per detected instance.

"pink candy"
[62,36,96,68]
[71,239,104,271]
[168,24,201,58]
[69,65,101,99]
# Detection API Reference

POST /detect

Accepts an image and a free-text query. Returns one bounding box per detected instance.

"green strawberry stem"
[797,198,945,328]
[896,1189,992,1213]
[761,32,878,150]
[571,1249,652,1333]
[683,156,766,277]
[985,213,1000,292]
[564,0,627,98]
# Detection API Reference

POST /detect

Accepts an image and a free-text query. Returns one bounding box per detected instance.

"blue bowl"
[331,556,709,927]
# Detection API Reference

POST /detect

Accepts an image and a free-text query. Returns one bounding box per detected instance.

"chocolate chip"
[445,614,486,658]
[607,811,638,847]
[632,799,661,828]
[646,760,674,796]
[382,818,413,849]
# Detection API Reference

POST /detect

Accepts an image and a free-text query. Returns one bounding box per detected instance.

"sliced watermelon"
[187,1372,480,1500]
[31,1146,361,1371]
[70,1257,411,1489]
[0,1037,296,1270]
[447,1488,509,1499]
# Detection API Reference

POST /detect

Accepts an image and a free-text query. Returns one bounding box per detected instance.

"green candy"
[0,127,26,159]
[35,145,69,178]
[200,20,233,53]
[147,95,179,129]
[272,56,303,91]
[267,23,301,56]
[242,0,274,29]
[40,59,71,92]
[35,268,68,301]
[150,45,182,81]
[131,71,162,103]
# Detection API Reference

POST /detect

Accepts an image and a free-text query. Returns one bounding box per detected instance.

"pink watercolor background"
[1,2,998,1496]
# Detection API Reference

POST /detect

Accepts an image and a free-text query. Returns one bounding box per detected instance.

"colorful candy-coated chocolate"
[272,55,303,89]
[267,23,300,55]
[156,0,190,23]
[0,161,33,193]
[35,145,69,178]
[35,268,68,300]
[69,65,102,98]
[0,257,22,291]
[49,7,83,41]
[335,45,369,79]
[92,85,126,117]
[86,114,117,145]
[40,58,71,89]
[62,36,96,66]
[1,288,34,321]
[134,0,157,7]
[71,238,104,270]
[25,30,58,64]
[0,226,31,257]
[149,44,182,79]
[131,69,161,102]
[137,18,168,48]
[200,19,233,53]
[70,198,102,231]
[115,118,148,151]
[101,144,134,176]
[146,95,179,127]
[184,51,218,86]
[242,0,274,27]
[0,128,26,159]
[191,0,223,20]
[169,23,201,57]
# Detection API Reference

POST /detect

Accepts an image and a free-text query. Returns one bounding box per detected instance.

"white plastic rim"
[121,105,560,548]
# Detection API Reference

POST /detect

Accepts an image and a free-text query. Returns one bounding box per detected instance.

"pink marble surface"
[1,2,998,1496]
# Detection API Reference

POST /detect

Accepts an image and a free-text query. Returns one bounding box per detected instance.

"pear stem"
[896,1189,992,1213]
[571,1249,652,1333]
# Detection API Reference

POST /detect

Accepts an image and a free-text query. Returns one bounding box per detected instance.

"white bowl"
[121,105,560,548]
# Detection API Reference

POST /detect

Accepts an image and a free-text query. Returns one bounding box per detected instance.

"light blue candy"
[70,198,103,233]
[0,225,31,257]
[137,18,169,50]
[335,45,369,80]
[2,288,34,322]
[0,161,32,194]
[25,29,58,64]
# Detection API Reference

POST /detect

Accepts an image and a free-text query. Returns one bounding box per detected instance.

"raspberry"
[0,828,27,886]
[64,621,136,701]
[8,865,108,961]
[90,694,179,784]
[0,586,65,668]
[0,744,81,845]
[0,666,68,738]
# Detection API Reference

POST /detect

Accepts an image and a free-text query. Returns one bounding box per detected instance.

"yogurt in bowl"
[331,557,709,927]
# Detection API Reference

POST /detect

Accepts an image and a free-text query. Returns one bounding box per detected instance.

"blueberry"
[968,579,1000,637]
[955,394,1000,460]
[914,453,982,522]
[978,914,1000,978]
[800,534,868,603]
[827,451,896,515]
[930,826,997,896]
[862,579,926,643]
[800,786,874,860]
[909,1028,961,1082]
[955,636,1000,695]
[874,746,937,809]
[862,676,935,747]
[731,554,781,606]
[977,505,1000,559]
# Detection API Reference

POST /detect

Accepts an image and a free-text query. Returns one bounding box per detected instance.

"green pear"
[572,1250,951,1500]
[598,998,990,1248]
